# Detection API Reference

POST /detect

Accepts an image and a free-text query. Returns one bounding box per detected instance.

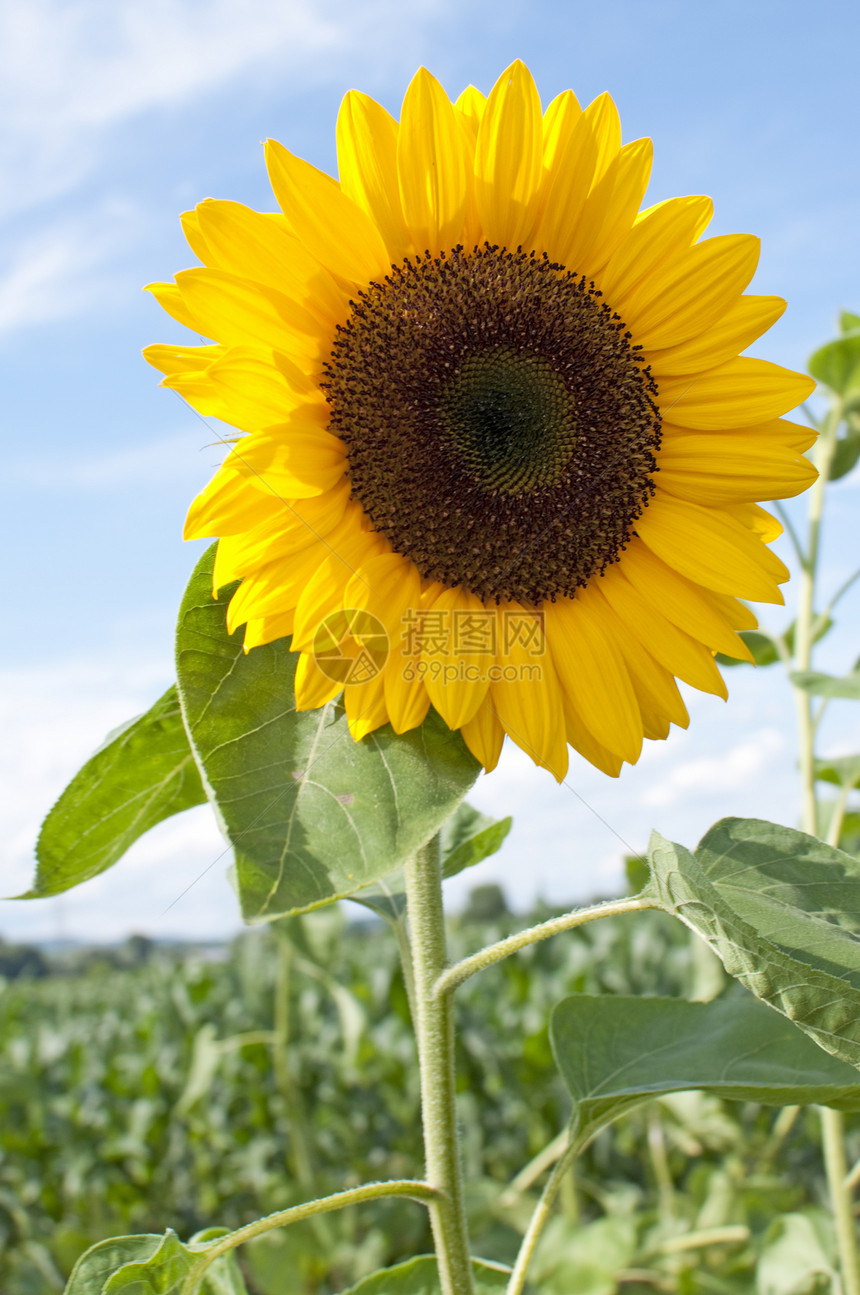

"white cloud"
[0,198,144,333]
[640,728,784,810]
[0,0,447,219]
[4,425,224,491]
[0,657,236,944]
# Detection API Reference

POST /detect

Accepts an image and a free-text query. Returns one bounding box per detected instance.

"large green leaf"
[717,629,782,668]
[814,755,860,788]
[339,1256,510,1294]
[176,546,481,921]
[30,688,205,898]
[808,330,860,399]
[830,426,860,481]
[790,669,860,699]
[646,818,860,1067]
[65,1229,245,1295]
[348,802,512,923]
[551,993,860,1146]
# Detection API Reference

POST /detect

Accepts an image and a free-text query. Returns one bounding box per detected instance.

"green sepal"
[30,687,205,898]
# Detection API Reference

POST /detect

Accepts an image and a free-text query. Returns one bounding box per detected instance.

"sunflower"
[145,61,815,781]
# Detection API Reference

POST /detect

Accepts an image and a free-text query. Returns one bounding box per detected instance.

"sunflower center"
[439,348,577,494]
[322,244,661,604]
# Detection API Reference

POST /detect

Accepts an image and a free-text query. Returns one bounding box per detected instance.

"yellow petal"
[294,651,342,710]
[194,199,347,327]
[345,670,389,741]
[635,491,788,602]
[343,551,423,645]
[201,346,324,430]
[656,432,817,504]
[547,588,643,763]
[211,480,352,585]
[657,358,816,430]
[145,280,204,333]
[420,587,494,729]
[623,234,761,350]
[489,603,569,780]
[225,508,374,629]
[142,342,222,377]
[542,89,582,173]
[561,136,652,274]
[583,91,622,186]
[337,91,413,263]
[185,467,284,541]
[454,85,487,152]
[242,608,295,651]
[594,588,689,734]
[174,268,324,360]
[384,640,431,735]
[725,501,783,542]
[475,60,544,248]
[597,195,713,305]
[180,209,209,263]
[453,85,485,246]
[460,702,505,773]
[158,369,230,420]
[562,698,624,777]
[649,295,786,377]
[229,424,347,497]
[618,537,755,660]
[398,68,468,256]
[599,563,728,697]
[536,93,620,260]
[265,137,390,285]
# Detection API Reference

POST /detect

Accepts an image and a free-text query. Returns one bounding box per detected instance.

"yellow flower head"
[145,62,816,782]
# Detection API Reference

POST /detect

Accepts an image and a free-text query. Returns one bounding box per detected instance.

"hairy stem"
[435,896,656,998]
[506,1132,582,1295]
[180,1180,440,1295]
[404,836,476,1295]
[820,1107,860,1295]
[788,398,859,1293]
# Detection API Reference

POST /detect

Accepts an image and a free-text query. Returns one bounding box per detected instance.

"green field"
[0,891,850,1294]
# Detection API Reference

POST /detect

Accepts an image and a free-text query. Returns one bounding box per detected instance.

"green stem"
[647,1105,675,1226]
[792,403,840,837]
[787,398,859,1294]
[827,785,851,849]
[505,1132,582,1295]
[404,836,475,1295]
[434,896,656,998]
[773,500,806,568]
[820,1106,860,1295]
[273,932,316,1195]
[179,1180,440,1295]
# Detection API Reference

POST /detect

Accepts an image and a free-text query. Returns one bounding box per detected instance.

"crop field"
[0,891,850,1294]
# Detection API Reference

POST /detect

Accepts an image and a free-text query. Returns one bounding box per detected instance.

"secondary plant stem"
[180,1180,440,1295]
[820,1106,860,1295]
[404,836,476,1295]
[788,397,860,1295]
[435,895,656,998]
[505,1132,582,1295]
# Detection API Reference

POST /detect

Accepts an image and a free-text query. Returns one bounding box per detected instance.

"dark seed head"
[321,244,660,604]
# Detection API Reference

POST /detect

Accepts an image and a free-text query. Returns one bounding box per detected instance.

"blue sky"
[2,0,859,942]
